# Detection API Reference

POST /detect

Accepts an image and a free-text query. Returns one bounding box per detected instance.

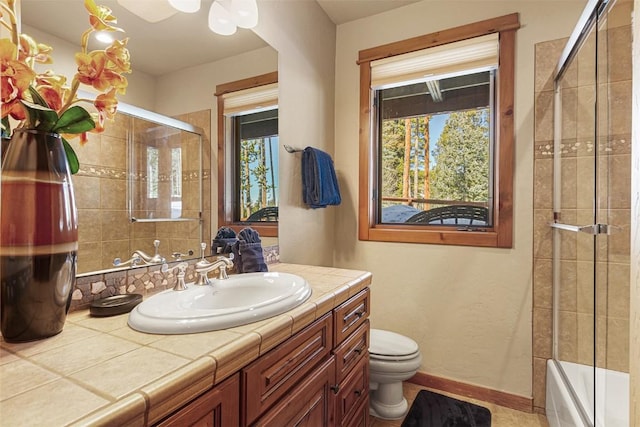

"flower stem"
[0,0,18,47]
[60,78,81,114]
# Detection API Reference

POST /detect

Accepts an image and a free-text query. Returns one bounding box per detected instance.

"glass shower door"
[594,0,632,425]
[552,14,598,426]
[552,0,632,425]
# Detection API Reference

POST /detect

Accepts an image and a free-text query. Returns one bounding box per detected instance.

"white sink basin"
[128,272,312,334]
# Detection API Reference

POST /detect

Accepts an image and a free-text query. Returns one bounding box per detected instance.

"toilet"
[368,329,422,420]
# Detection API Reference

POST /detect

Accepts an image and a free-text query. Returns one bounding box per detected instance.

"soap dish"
[90,294,143,317]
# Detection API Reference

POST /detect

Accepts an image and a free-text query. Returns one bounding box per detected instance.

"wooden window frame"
[357,14,519,248]
[215,71,278,237]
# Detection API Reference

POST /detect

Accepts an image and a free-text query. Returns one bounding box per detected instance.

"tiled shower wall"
[70,109,212,274]
[532,12,632,413]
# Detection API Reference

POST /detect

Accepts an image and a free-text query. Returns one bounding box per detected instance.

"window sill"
[223,222,278,238]
[361,224,509,248]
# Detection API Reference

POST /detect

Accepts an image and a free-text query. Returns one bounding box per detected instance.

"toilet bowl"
[369,328,422,420]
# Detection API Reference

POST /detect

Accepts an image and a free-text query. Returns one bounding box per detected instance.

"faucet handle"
[161,262,189,291]
[200,242,207,258]
[172,250,194,261]
[113,254,141,267]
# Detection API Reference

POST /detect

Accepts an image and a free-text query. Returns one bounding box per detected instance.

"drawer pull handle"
[331,385,340,394]
[354,389,362,397]
[354,347,363,355]
[343,310,365,323]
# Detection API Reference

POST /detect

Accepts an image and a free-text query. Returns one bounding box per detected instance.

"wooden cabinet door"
[334,354,369,427]
[156,374,240,427]
[253,356,336,427]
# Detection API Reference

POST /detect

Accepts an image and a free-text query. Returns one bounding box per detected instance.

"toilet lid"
[369,329,419,357]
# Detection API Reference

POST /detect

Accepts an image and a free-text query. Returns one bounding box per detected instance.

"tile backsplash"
[70,245,280,312]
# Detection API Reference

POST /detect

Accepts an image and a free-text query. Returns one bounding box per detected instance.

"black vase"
[1,129,78,342]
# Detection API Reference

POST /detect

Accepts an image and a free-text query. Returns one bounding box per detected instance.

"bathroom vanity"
[159,287,370,426]
[0,264,371,426]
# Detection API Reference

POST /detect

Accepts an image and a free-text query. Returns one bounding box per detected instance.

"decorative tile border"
[534,133,631,158]
[77,165,128,179]
[70,245,280,312]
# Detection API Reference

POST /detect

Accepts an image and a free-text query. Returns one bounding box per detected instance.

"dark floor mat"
[401,390,491,427]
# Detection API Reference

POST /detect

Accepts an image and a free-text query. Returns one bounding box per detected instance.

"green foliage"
[430,110,489,201]
[12,87,96,175]
[380,109,489,206]
[381,117,429,201]
[239,138,278,219]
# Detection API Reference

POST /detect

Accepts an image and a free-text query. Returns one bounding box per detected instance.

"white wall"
[332,0,585,397]
[154,45,277,117]
[253,0,337,266]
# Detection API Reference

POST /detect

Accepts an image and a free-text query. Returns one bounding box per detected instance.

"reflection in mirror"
[216,72,279,238]
[235,109,279,222]
[128,114,202,223]
[21,0,278,275]
[70,104,207,275]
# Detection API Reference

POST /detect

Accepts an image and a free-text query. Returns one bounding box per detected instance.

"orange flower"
[84,0,123,33]
[34,71,68,111]
[75,50,109,91]
[94,87,118,125]
[105,38,131,74]
[0,39,35,120]
[0,0,131,174]
[18,34,53,64]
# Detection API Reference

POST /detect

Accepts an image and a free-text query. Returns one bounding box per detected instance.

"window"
[171,147,182,217]
[216,72,278,237]
[171,147,182,198]
[235,110,279,221]
[147,146,158,199]
[358,14,519,248]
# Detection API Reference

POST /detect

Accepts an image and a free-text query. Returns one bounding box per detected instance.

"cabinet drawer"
[334,320,369,384]
[253,356,335,427]
[156,373,239,427]
[242,313,333,426]
[334,288,370,346]
[334,354,369,426]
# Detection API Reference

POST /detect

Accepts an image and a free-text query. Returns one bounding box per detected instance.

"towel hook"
[284,144,304,153]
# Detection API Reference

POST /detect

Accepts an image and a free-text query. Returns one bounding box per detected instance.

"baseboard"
[408,371,533,413]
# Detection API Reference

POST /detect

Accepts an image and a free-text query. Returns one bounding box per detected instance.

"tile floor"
[370,382,550,427]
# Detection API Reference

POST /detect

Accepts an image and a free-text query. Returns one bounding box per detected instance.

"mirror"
[19,0,278,274]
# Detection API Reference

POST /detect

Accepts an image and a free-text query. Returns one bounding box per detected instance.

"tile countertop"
[0,263,372,426]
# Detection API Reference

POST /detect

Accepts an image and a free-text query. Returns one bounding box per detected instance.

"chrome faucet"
[161,262,189,291]
[132,239,166,265]
[195,243,234,284]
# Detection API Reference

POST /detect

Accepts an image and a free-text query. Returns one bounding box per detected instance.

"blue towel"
[302,147,341,208]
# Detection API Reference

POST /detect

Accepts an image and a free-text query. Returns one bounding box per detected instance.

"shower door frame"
[551,0,611,426]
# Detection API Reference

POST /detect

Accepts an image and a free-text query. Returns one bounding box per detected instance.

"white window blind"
[222,83,278,115]
[370,33,499,88]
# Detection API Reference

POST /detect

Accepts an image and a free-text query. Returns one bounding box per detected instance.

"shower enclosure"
[546,0,632,426]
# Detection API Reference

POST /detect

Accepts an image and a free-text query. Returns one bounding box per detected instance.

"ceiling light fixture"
[168,0,201,13]
[165,0,258,36]
[208,0,237,35]
[229,0,259,28]
[95,31,114,44]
